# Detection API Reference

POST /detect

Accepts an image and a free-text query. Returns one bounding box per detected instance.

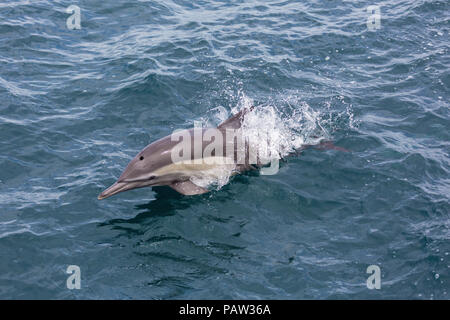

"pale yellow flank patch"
[153,156,236,177]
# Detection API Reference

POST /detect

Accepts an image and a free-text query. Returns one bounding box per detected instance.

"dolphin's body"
[98,107,348,200]
[98,108,256,199]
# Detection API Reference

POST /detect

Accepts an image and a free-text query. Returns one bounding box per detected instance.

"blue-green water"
[0,0,449,299]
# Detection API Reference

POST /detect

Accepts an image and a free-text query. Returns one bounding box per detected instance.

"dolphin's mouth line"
[120,175,156,183]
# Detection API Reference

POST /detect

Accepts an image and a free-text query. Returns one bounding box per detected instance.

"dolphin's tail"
[313,140,349,152]
[293,140,349,155]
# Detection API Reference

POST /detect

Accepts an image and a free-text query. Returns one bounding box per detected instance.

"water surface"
[0,0,449,299]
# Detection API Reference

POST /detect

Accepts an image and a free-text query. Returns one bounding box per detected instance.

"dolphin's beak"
[98,181,131,200]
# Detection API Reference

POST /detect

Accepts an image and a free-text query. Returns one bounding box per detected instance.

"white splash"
[192,91,341,191]
[189,164,237,190]
[237,93,330,164]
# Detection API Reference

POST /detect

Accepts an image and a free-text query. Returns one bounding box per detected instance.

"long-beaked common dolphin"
[98,107,347,199]
[98,107,258,199]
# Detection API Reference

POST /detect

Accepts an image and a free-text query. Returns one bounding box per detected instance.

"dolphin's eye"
[148,175,155,180]
[139,156,144,161]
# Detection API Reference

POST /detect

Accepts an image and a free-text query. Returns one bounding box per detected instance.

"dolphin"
[98,107,257,199]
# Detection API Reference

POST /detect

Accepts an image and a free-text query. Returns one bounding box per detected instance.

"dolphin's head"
[98,136,177,200]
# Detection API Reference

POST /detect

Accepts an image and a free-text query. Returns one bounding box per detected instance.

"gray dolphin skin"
[98,107,255,199]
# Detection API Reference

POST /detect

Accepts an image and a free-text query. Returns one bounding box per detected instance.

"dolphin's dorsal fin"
[170,181,209,195]
[217,106,254,130]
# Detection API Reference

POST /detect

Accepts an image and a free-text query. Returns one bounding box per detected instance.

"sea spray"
[191,92,342,191]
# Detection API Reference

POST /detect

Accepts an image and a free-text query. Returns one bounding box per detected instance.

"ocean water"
[0,0,448,299]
